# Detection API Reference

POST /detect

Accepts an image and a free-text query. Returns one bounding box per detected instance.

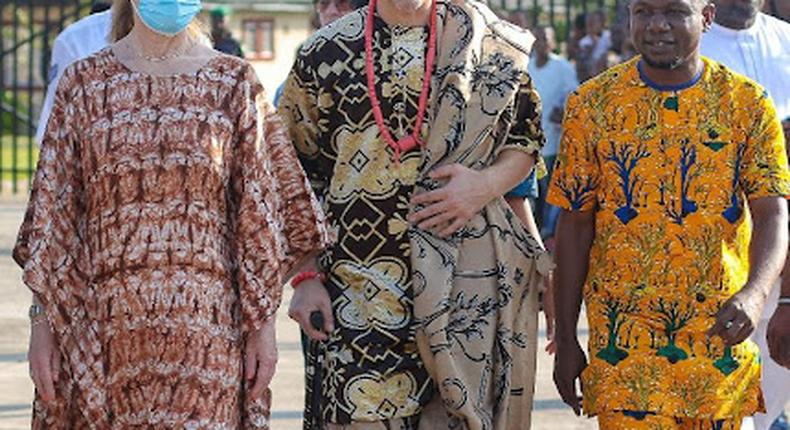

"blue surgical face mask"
[134,0,202,36]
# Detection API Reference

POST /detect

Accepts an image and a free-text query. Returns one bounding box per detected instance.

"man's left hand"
[708,287,767,346]
[767,305,790,368]
[409,164,493,237]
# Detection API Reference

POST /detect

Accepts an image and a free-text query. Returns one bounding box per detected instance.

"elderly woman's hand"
[28,322,60,403]
[245,319,278,399]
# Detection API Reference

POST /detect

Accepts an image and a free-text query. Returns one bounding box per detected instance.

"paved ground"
[0,196,597,429]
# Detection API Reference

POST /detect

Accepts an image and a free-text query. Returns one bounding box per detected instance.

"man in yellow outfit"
[548,0,790,428]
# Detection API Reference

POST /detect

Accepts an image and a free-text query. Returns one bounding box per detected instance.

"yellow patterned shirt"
[547,56,790,419]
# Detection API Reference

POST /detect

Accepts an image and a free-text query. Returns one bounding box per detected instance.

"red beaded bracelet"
[291,271,327,288]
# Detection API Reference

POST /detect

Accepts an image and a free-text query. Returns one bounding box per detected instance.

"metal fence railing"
[490,0,625,43]
[1,0,92,193]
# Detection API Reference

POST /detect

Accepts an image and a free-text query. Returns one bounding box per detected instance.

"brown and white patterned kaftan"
[13,49,331,429]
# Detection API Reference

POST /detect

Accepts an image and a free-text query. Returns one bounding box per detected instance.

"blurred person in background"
[210,7,244,57]
[578,9,612,80]
[35,0,113,144]
[527,25,578,242]
[17,0,331,427]
[608,0,630,57]
[565,13,589,77]
[504,9,531,29]
[567,12,587,63]
[605,0,638,65]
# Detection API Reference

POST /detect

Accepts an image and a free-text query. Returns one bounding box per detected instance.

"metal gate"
[1,0,92,193]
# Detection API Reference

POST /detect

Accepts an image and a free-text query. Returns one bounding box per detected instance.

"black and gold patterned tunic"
[279,1,546,426]
[280,13,434,425]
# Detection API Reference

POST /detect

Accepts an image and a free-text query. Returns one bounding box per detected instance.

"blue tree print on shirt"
[722,143,746,224]
[663,139,702,224]
[605,141,650,224]
[556,174,599,211]
[679,139,699,218]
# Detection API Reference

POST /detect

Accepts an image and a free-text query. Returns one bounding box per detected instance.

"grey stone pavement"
[0,196,596,430]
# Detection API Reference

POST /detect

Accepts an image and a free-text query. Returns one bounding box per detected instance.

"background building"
[204,0,315,96]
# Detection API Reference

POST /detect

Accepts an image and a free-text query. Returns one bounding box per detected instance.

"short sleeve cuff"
[497,142,547,179]
[546,174,598,211]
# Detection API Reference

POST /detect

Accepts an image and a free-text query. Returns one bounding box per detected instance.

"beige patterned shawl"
[410,1,549,429]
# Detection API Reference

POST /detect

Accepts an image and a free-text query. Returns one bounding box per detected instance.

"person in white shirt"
[527,26,578,241]
[577,10,612,80]
[36,3,112,143]
[701,2,790,430]
[700,0,790,127]
[764,0,790,22]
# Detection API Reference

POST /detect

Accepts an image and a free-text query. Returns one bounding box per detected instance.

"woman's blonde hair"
[111,0,206,42]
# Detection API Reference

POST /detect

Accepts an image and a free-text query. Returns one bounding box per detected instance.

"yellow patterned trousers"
[598,411,742,430]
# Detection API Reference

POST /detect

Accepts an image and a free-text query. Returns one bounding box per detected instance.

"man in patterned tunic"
[278,0,548,428]
[548,0,790,428]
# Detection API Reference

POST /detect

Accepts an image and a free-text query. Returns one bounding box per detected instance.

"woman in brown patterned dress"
[13,0,331,428]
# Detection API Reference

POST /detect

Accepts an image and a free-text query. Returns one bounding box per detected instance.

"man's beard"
[391,0,426,12]
[641,55,683,70]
